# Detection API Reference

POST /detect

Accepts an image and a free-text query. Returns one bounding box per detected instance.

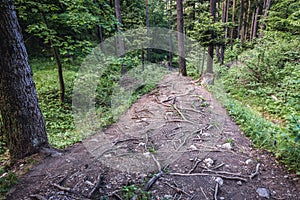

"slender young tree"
[0,0,49,159]
[206,0,216,74]
[176,0,187,76]
[252,0,261,41]
[259,0,271,38]
[237,0,244,40]
[230,0,236,46]
[40,11,65,102]
[146,0,150,61]
[169,0,173,69]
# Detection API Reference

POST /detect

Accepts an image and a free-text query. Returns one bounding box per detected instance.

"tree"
[146,0,150,61]
[115,0,126,74]
[176,0,187,76]
[169,0,173,68]
[0,0,49,159]
[206,0,216,74]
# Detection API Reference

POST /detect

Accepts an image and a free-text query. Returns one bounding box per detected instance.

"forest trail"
[7,73,299,200]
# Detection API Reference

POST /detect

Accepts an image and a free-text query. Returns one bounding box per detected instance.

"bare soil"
[6,73,299,200]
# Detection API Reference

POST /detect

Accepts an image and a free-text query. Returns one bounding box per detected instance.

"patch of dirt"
[6,73,299,200]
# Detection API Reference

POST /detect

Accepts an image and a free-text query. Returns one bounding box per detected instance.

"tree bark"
[252,0,261,40]
[176,0,187,76]
[230,0,236,46]
[259,0,271,38]
[206,0,216,74]
[114,0,126,74]
[169,0,173,68]
[237,0,244,40]
[0,0,49,159]
[146,0,150,61]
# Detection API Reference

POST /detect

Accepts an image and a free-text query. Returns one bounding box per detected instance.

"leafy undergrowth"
[210,33,300,173]
[0,56,167,196]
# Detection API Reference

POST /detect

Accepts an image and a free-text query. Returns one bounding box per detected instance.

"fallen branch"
[111,192,123,200]
[172,104,188,121]
[144,171,164,191]
[52,183,89,198]
[214,182,219,200]
[163,181,190,196]
[170,172,247,182]
[88,175,102,198]
[249,163,260,180]
[200,187,209,200]
[203,169,248,178]
[188,159,202,174]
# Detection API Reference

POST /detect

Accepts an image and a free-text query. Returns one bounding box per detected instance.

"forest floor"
[6,73,299,200]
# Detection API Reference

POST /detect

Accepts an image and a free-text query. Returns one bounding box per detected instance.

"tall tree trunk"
[230,0,236,46]
[176,0,187,76]
[115,0,126,74]
[259,0,271,38]
[206,0,216,74]
[41,12,65,102]
[220,0,229,64]
[146,0,150,61]
[244,0,251,41]
[237,0,244,40]
[0,0,49,159]
[249,11,255,42]
[252,0,261,40]
[169,0,173,68]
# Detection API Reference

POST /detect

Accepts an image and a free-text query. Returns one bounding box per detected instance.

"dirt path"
[7,73,299,200]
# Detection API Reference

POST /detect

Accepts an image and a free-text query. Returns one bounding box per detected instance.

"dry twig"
[249,163,260,179]
[214,182,219,200]
[188,158,202,174]
[170,172,247,182]
[163,181,190,196]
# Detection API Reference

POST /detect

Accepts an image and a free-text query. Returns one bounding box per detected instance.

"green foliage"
[0,168,18,198]
[267,0,300,34]
[121,185,150,200]
[214,33,300,172]
[16,0,116,59]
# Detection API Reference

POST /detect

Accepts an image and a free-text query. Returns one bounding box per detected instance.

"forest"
[0,0,299,199]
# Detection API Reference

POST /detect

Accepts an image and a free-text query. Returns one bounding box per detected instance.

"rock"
[163,195,173,199]
[220,197,225,200]
[203,158,214,167]
[143,152,151,158]
[245,159,253,165]
[222,143,232,150]
[189,145,198,150]
[237,181,242,186]
[256,187,271,199]
[202,132,211,137]
[284,175,288,179]
[215,177,223,186]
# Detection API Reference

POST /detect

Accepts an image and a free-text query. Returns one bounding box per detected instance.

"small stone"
[256,187,271,198]
[284,175,288,179]
[215,177,223,186]
[204,158,214,167]
[220,197,225,200]
[189,145,198,150]
[202,132,211,137]
[245,159,253,165]
[143,152,151,158]
[163,195,173,199]
[222,143,232,150]
[237,181,242,186]
[293,178,299,181]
